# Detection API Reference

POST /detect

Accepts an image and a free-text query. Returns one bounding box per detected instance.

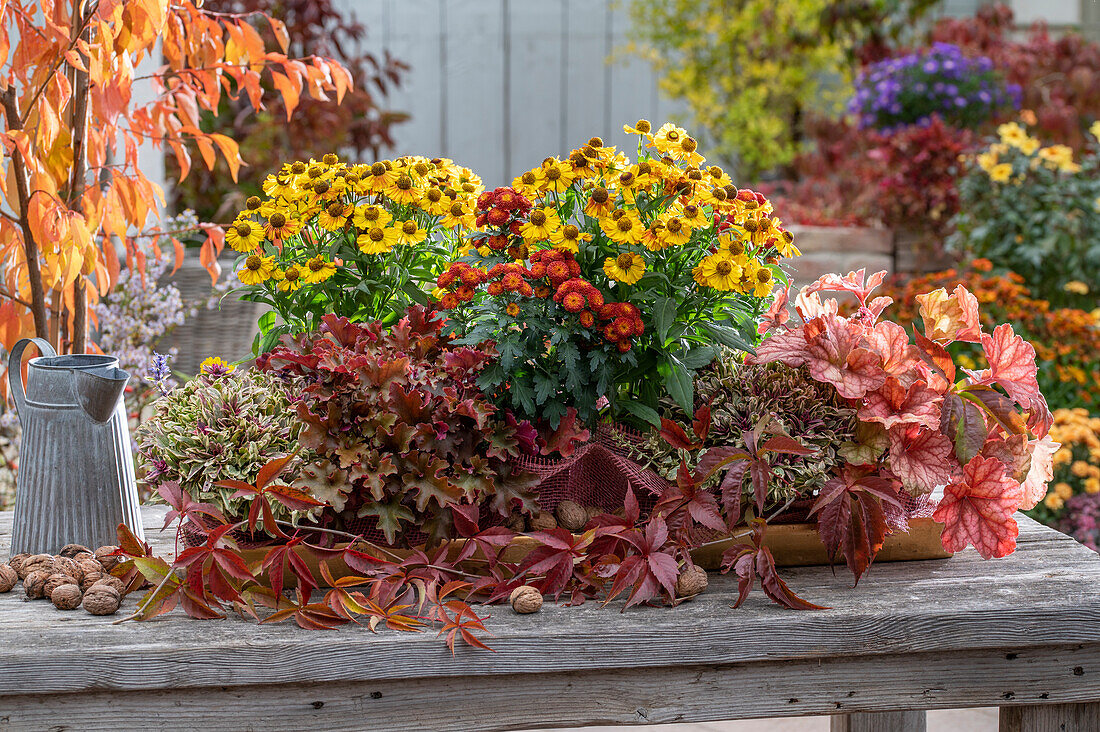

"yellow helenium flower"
[386,174,421,205]
[419,188,449,217]
[650,122,689,155]
[441,200,476,229]
[694,252,742,291]
[264,210,301,241]
[237,253,277,285]
[538,158,576,194]
[658,216,691,247]
[316,201,350,231]
[603,252,645,285]
[302,255,337,284]
[394,219,427,246]
[549,224,591,253]
[599,209,644,245]
[225,218,265,252]
[353,204,393,230]
[623,119,653,136]
[278,264,306,292]
[1065,281,1090,295]
[520,207,561,242]
[989,163,1013,183]
[363,161,398,193]
[583,187,615,218]
[358,226,400,254]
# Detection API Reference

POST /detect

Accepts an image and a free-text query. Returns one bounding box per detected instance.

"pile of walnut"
[0,544,126,616]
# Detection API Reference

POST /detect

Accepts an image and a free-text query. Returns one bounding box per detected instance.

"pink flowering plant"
[752,269,1057,572]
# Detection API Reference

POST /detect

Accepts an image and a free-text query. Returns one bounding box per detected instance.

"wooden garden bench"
[1,505,1098,731]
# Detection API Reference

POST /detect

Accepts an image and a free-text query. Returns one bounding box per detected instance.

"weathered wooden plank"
[1000,702,1100,731]
[832,711,926,732]
[2,644,1099,731]
[507,0,564,173]
[380,0,446,161]
[563,0,611,147]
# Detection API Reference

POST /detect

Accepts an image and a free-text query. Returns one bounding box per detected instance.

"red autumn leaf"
[696,445,751,480]
[960,385,1027,436]
[979,433,1032,483]
[660,418,701,451]
[801,316,886,399]
[755,546,828,610]
[540,407,591,458]
[608,515,679,609]
[255,451,300,491]
[888,423,961,495]
[869,321,923,384]
[516,528,596,598]
[691,405,712,442]
[721,520,825,610]
[760,434,816,456]
[267,485,327,512]
[912,329,956,392]
[859,377,941,430]
[811,467,903,584]
[156,481,227,531]
[979,323,1041,407]
[654,461,726,533]
[933,455,1024,559]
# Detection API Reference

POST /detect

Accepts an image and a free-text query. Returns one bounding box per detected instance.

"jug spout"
[73,366,130,424]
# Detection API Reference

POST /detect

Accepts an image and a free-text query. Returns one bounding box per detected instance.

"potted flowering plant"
[224,153,484,351]
[436,121,799,428]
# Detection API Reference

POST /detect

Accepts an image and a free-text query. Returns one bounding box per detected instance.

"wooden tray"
[242,518,950,587]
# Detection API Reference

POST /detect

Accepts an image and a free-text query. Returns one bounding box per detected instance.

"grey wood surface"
[831,711,925,732]
[1000,702,1100,731]
[1,506,1099,731]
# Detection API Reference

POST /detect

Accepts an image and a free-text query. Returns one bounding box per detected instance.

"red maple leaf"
[933,455,1023,559]
[859,377,941,430]
[888,423,961,494]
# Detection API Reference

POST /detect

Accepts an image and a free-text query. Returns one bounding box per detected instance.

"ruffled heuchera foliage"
[256,306,541,545]
[753,269,1056,563]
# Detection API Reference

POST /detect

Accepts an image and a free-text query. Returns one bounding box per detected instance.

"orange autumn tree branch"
[0,0,354,355]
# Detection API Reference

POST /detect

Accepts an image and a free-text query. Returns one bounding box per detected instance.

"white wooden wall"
[343,0,687,188]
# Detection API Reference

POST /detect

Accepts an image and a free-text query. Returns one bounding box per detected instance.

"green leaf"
[401,281,430,306]
[654,297,677,345]
[664,354,693,412]
[677,345,718,370]
[257,310,278,335]
[701,321,755,354]
[617,399,661,429]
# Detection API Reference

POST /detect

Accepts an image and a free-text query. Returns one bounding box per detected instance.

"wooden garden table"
[1,506,1099,732]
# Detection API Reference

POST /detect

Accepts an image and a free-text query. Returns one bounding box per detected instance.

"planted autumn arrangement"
[109,122,1057,651]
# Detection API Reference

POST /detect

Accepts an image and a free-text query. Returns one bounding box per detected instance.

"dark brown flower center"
[371,162,387,176]
[587,136,604,148]
[269,213,286,228]
[617,218,634,233]
[369,228,385,242]
[521,171,538,185]
[681,137,698,153]
[530,210,547,226]
[426,189,443,202]
[245,196,261,210]
[591,187,609,204]
[715,261,733,276]
[285,267,300,282]
[562,224,579,240]
[666,218,683,233]
[616,253,634,268]
[235,222,252,236]
[308,259,325,272]
[449,203,465,216]
[634,119,651,133]
[545,167,562,181]
[395,175,413,191]
[402,221,417,235]
[245,255,262,270]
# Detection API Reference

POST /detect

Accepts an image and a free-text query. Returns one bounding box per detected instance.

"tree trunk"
[67,0,92,354]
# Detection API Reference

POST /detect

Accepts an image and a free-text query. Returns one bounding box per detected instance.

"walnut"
[585,506,603,523]
[72,551,95,564]
[555,500,588,532]
[51,584,83,611]
[503,512,527,532]
[53,556,83,583]
[80,571,106,592]
[82,584,121,616]
[43,573,78,598]
[509,585,543,614]
[17,554,55,580]
[23,570,51,599]
[92,575,126,595]
[59,544,92,559]
[529,511,557,532]
[675,565,709,598]
[94,546,121,573]
[76,558,103,578]
[0,564,17,593]
[8,553,30,576]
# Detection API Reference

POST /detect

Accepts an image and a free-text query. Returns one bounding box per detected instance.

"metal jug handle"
[7,337,56,418]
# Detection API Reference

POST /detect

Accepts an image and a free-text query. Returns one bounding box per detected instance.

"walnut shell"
[8,553,30,576]
[555,500,588,533]
[530,511,557,532]
[92,575,126,595]
[503,513,527,532]
[585,506,603,523]
[17,554,55,580]
[76,558,103,578]
[82,584,121,616]
[80,571,106,592]
[43,573,78,598]
[509,585,543,614]
[53,556,83,583]
[94,546,121,573]
[51,584,83,611]
[0,564,17,593]
[675,565,708,598]
[23,569,51,599]
[59,544,93,559]
[72,551,96,564]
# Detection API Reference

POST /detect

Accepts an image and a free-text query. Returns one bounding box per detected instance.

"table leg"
[999,703,1100,731]
[831,711,926,732]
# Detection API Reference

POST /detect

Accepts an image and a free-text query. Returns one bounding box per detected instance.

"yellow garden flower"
[237,253,277,285]
[599,209,644,245]
[520,207,561,242]
[1065,281,1091,296]
[658,216,691,247]
[549,224,592,253]
[680,203,709,228]
[363,161,398,193]
[976,151,998,173]
[264,210,301,241]
[386,174,421,205]
[997,122,1029,147]
[301,255,337,284]
[694,252,742,291]
[226,218,265,252]
[1086,477,1100,495]
[603,252,646,285]
[394,219,427,246]
[650,122,689,155]
[441,200,476,229]
[199,357,236,377]
[512,169,541,198]
[1091,121,1100,141]
[1055,482,1074,500]
[743,259,774,297]
[538,158,576,194]
[583,187,615,218]
[317,201,350,231]
[278,264,306,292]
[623,119,653,136]
[1045,492,1065,510]
[357,226,400,254]
[988,163,1013,183]
[1038,145,1079,173]
[353,204,393,230]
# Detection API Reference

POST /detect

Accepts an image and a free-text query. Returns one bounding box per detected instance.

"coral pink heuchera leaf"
[1019,435,1059,511]
[979,323,1041,406]
[758,285,791,335]
[916,285,982,343]
[933,455,1024,559]
[804,269,887,308]
[868,321,922,387]
[801,317,886,399]
[751,325,810,368]
[859,377,941,430]
[888,424,961,495]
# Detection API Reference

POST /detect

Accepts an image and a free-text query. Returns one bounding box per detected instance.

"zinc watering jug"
[7,338,144,556]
